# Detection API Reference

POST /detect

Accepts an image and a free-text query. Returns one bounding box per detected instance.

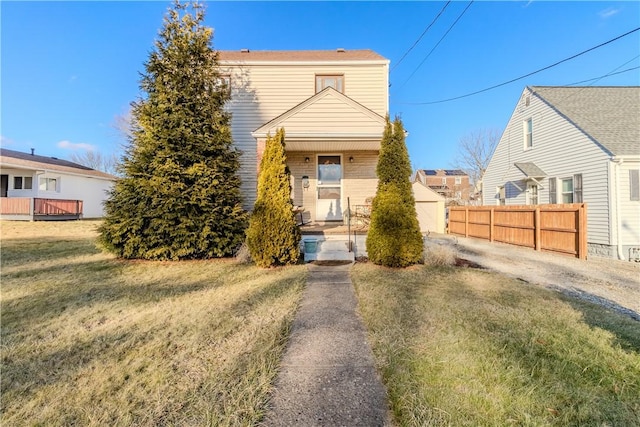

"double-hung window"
[524,118,533,150]
[14,176,33,190]
[555,174,582,204]
[39,177,57,192]
[315,75,344,93]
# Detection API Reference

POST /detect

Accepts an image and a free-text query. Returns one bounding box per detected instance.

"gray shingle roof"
[530,86,640,156]
[0,148,117,180]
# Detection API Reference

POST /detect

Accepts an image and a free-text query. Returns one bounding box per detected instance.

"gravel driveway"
[429,234,640,321]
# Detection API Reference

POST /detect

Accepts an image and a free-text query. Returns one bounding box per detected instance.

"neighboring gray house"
[483,86,640,261]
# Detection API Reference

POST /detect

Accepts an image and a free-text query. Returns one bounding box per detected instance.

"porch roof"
[252,87,386,151]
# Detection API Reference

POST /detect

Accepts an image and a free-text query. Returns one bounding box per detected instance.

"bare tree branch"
[452,128,500,185]
[69,150,119,176]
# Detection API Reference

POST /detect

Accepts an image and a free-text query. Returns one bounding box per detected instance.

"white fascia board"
[251,132,383,139]
[219,60,390,67]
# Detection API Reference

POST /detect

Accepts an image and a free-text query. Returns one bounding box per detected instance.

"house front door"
[316,155,342,221]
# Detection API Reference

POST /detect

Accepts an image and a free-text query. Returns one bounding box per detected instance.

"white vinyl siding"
[483,88,612,245]
[618,162,640,245]
[221,61,388,208]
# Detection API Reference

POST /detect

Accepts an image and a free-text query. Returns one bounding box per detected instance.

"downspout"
[611,157,625,260]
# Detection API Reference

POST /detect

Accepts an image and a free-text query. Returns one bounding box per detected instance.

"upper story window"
[316,75,344,93]
[39,177,58,192]
[524,118,533,150]
[14,176,33,190]
[441,177,447,185]
[455,177,462,185]
[214,75,231,95]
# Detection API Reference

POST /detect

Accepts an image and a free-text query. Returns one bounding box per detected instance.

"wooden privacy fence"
[448,204,587,259]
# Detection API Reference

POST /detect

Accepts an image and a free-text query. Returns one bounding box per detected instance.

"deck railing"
[34,198,83,216]
[0,198,83,217]
[0,198,32,215]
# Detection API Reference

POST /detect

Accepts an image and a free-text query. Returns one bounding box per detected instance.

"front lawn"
[1,220,306,426]
[352,263,640,426]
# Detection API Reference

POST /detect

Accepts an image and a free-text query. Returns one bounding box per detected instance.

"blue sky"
[2,1,639,171]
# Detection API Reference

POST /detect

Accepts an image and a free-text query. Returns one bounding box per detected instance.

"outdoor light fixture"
[305,157,310,163]
[302,176,310,188]
[349,156,354,163]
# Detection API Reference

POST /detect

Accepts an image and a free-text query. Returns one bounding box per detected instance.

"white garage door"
[415,202,441,233]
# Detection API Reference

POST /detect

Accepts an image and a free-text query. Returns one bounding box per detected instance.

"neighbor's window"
[441,177,447,185]
[14,176,33,190]
[455,177,462,185]
[39,177,57,192]
[630,170,640,201]
[316,75,344,93]
[561,178,574,203]
[524,118,533,149]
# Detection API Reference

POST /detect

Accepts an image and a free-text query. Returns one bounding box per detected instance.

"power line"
[391,1,451,73]
[566,55,639,86]
[398,1,474,90]
[398,26,640,105]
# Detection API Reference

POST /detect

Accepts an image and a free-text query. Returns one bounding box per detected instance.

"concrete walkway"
[263,263,391,426]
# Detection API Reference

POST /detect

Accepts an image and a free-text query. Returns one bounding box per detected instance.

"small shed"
[412,181,446,234]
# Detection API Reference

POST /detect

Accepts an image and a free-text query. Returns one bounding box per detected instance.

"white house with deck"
[0,148,116,220]
[482,86,640,261]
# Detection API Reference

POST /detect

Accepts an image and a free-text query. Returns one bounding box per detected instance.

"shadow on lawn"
[0,236,102,267]
[553,289,640,352]
[1,269,302,424]
[1,258,217,332]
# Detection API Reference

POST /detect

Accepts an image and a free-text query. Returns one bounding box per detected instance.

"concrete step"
[302,238,355,262]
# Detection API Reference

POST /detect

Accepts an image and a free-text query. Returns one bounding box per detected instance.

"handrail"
[347,197,352,253]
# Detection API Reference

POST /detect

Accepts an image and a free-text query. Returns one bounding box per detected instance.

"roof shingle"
[530,86,640,156]
[0,148,117,180]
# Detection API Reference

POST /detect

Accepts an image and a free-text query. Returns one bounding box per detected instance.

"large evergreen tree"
[246,128,301,267]
[99,1,247,260]
[366,117,423,267]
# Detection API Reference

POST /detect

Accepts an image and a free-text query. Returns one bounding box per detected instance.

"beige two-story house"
[218,49,389,224]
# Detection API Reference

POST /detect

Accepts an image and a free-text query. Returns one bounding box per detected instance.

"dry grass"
[352,263,640,426]
[422,241,457,267]
[1,220,306,426]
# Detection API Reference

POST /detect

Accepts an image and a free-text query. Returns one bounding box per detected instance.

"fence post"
[534,207,541,251]
[489,207,494,242]
[578,203,587,260]
[464,207,469,237]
